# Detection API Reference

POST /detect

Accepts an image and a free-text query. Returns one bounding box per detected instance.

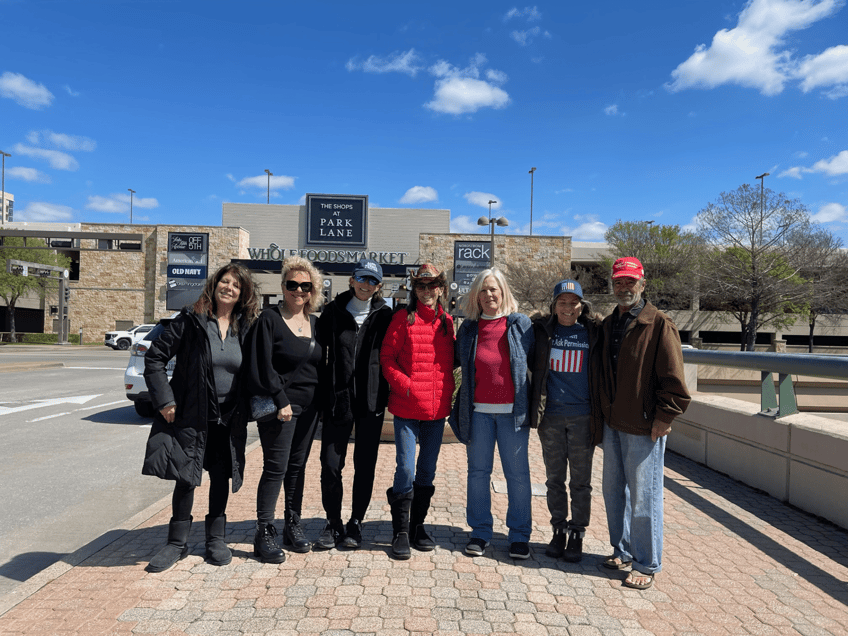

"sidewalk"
[0,432,846,635]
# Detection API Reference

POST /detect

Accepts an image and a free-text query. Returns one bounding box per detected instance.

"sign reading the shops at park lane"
[306,194,367,248]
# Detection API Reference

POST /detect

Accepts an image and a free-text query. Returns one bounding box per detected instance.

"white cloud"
[235,174,296,192]
[463,192,501,210]
[604,104,619,116]
[779,149,848,179]
[666,0,843,96]
[26,130,96,152]
[503,6,541,21]
[486,69,509,83]
[796,44,848,94]
[0,72,54,109]
[811,202,847,223]
[86,193,159,213]
[810,150,848,175]
[7,167,51,183]
[13,144,79,171]
[346,49,424,77]
[64,85,80,97]
[511,26,541,46]
[450,215,488,233]
[567,220,608,241]
[425,77,510,114]
[399,186,438,204]
[17,201,73,222]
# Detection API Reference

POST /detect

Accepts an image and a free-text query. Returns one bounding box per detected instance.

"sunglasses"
[414,282,442,291]
[285,280,313,293]
[354,274,380,286]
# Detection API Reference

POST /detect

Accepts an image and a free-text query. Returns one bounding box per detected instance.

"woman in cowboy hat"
[379,263,456,560]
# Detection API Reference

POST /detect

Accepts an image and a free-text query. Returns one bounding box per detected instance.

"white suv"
[105,324,156,350]
[124,318,176,417]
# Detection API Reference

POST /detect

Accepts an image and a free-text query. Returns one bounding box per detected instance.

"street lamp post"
[478,215,509,268]
[755,172,769,244]
[127,188,135,224]
[528,167,536,235]
[1,151,10,226]
[264,169,273,204]
[487,199,496,221]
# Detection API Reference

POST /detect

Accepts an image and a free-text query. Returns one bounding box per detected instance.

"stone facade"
[54,223,249,342]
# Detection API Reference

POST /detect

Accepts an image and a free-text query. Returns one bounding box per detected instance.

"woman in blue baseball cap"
[314,259,392,550]
[529,279,603,563]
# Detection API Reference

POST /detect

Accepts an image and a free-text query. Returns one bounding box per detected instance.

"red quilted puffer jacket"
[380,303,456,420]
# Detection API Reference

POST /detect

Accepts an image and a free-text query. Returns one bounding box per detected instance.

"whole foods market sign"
[247,244,409,265]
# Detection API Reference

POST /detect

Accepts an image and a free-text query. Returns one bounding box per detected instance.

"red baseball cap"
[612,257,644,280]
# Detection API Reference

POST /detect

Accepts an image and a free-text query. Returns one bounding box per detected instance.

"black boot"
[386,487,413,560]
[254,522,286,564]
[146,517,192,573]
[204,514,232,566]
[410,485,436,551]
[282,510,312,553]
[314,518,345,550]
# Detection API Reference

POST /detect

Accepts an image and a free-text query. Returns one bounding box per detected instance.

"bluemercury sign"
[306,194,367,248]
[453,240,491,286]
[247,244,409,265]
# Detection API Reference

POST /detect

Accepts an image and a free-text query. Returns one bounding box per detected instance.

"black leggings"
[256,405,319,523]
[172,418,232,520]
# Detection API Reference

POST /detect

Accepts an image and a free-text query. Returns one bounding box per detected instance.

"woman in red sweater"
[380,263,456,560]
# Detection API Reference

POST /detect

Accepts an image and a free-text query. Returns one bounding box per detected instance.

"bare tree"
[796,229,848,352]
[603,220,705,310]
[696,184,812,351]
[504,261,595,316]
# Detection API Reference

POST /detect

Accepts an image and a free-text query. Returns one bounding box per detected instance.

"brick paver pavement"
[0,431,846,635]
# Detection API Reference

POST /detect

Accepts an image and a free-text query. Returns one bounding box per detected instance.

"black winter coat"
[316,289,392,424]
[141,308,251,492]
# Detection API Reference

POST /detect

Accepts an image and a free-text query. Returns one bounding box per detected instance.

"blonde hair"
[280,256,324,314]
[461,268,518,321]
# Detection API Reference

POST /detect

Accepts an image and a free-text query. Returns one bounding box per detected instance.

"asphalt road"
[0,346,258,598]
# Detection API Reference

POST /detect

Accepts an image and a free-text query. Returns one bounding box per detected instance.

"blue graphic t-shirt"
[545,322,590,416]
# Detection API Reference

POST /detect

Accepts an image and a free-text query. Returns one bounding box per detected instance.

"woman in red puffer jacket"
[380,262,455,560]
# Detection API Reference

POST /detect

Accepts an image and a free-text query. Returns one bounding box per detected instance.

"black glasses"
[414,282,441,291]
[354,274,379,286]
[285,280,313,293]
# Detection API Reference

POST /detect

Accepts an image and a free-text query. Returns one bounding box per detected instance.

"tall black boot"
[205,514,232,566]
[254,521,286,564]
[386,487,413,560]
[282,510,312,553]
[410,485,436,551]
[146,517,192,573]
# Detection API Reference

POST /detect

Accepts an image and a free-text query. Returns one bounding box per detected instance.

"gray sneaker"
[465,537,489,556]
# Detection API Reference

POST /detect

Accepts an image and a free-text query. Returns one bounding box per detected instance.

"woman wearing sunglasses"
[314,259,393,550]
[380,263,456,559]
[246,256,324,561]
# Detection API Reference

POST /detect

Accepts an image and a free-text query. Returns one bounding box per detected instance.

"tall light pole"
[487,199,496,221]
[264,169,273,204]
[127,188,135,224]
[528,167,536,235]
[478,215,509,268]
[755,172,769,245]
[1,151,10,226]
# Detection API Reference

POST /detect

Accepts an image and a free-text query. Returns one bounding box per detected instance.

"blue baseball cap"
[353,258,382,283]
[553,279,583,300]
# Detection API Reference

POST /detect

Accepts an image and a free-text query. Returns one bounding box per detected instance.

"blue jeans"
[466,411,532,543]
[392,416,445,495]
[602,422,666,575]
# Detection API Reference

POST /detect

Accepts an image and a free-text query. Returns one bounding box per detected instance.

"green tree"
[696,184,812,351]
[0,237,71,339]
[603,220,705,310]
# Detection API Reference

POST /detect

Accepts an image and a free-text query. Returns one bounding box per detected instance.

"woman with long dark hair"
[380,263,455,560]
[142,262,261,572]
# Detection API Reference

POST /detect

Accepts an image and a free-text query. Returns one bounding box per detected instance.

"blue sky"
[2,0,847,244]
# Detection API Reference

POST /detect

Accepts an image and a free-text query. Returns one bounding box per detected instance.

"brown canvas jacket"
[599,300,691,436]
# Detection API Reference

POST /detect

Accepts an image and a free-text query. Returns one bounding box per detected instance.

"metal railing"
[681,349,848,418]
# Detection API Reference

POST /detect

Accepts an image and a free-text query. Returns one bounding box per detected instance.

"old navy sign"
[306,194,367,248]
[167,265,207,279]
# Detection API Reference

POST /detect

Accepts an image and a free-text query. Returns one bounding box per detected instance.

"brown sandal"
[602,556,632,570]
[623,571,654,589]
